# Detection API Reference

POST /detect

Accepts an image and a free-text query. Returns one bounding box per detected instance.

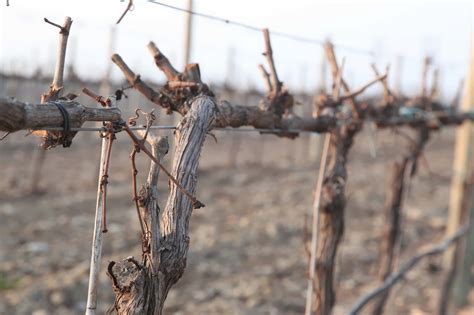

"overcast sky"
[0,0,472,97]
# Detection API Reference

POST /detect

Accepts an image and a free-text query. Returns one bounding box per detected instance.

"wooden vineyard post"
[183,0,193,67]
[85,127,112,315]
[443,35,474,309]
[305,134,331,315]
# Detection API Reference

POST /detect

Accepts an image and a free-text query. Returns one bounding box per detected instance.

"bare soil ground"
[1,121,473,315]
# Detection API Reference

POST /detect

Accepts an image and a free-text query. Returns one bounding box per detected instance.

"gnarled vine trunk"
[107,95,216,314]
[372,127,429,315]
[314,122,361,315]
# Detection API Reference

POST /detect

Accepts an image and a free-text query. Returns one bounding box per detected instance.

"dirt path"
[1,129,473,314]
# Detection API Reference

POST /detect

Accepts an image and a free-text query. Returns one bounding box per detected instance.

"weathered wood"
[371,64,393,104]
[314,122,361,315]
[85,94,117,315]
[340,73,387,102]
[111,53,167,111]
[40,16,72,102]
[0,97,121,133]
[323,41,358,114]
[106,41,474,315]
[213,100,336,131]
[258,64,272,94]
[309,41,365,315]
[111,51,474,138]
[147,41,180,81]
[182,0,194,67]
[371,160,407,315]
[157,95,215,305]
[305,134,331,315]
[451,191,474,305]
[85,134,110,315]
[52,17,72,92]
[443,41,474,309]
[107,133,168,315]
[107,95,216,314]
[262,29,281,94]
[371,127,429,315]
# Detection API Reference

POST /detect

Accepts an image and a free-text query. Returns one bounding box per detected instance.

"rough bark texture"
[107,95,216,315]
[107,133,169,315]
[314,122,361,315]
[158,95,216,302]
[372,110,474,129]
[214,100,337,132]
[110,50,474,138]
[371,127,429,315]
[0,97,121,132]
[371,159,408,315]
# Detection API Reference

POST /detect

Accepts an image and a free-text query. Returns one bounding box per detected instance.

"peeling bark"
[372,127,429,315]
[107,95,216,314]
[314,122,361,315]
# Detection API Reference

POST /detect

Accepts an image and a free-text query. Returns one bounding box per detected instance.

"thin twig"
[37,16,73,149]
[45,17,72,92]
[333,57,346,101]
[371,63,393,104]
[82,87,111,107]
[43,18,68,34]
[262,28,281,93]
[99,128,115,233]
[130,147,146,235]
[304,133,331,315]
[123,125,205,209]
[116,0,134,24]
[340,73,387,101]
[349,224,469,315]
[324,41,359,115]
[111,53,166,111]
[86,130,112,315]
[136,130,168,275]
[129,109,156,237]
[82,87,116,233]
[85,90,115,315]
[258,64,272,94]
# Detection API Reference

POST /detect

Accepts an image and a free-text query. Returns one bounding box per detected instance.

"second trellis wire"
[146,0,375,57]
